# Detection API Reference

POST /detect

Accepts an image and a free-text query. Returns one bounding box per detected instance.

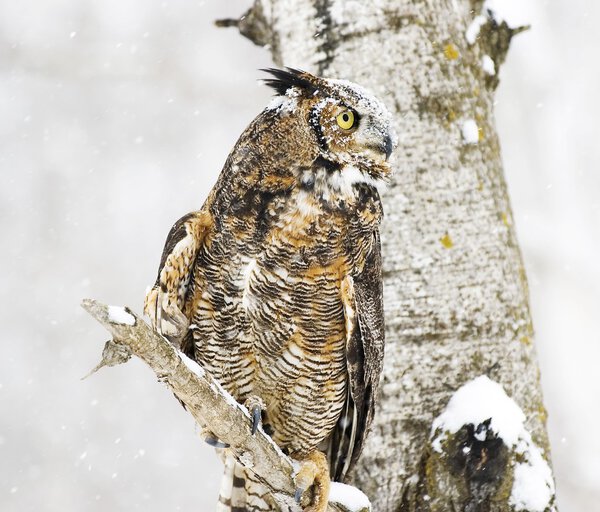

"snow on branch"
[81,299,370,512]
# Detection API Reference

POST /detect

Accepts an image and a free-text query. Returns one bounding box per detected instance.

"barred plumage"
[145,68,394,511]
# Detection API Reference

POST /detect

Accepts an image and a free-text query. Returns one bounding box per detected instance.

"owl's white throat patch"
[328,164,385,198]
[298,164,384,203]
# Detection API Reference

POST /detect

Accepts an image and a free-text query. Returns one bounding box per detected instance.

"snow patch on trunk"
[510,439,556,511]
[465,15,486,44]
[431,375,524,450]
[482,55,496,75]
[461,119,479,144]
[430,376,555,512]
[329,482,371,511]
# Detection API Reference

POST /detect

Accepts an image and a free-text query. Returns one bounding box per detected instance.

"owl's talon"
[204,435,230,449]
[199,426,229,448]
[251,404,262,435]
[144,286,189,346]
[244,396,265,435]
[293,450,330,512]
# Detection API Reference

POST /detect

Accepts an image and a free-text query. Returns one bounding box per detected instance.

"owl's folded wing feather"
[144,210,212,345]
[329,231,385,482]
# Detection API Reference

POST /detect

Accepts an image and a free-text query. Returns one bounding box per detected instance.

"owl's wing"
[144,210,211,348]
[329,231,385,482]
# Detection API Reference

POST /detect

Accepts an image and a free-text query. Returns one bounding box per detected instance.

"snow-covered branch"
[81,299,369,512]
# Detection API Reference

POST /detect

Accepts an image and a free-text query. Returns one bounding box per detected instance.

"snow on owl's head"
[263,68,396,186]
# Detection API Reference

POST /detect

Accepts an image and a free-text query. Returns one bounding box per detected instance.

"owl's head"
[262,68,396,190]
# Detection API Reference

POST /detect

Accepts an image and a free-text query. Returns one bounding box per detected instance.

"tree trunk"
[225,1,557,511]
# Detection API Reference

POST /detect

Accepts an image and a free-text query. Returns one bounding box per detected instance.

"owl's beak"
[363,129,395,163]
[384,134,393,161]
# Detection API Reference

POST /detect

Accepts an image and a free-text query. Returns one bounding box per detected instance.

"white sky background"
[0,1,597,511]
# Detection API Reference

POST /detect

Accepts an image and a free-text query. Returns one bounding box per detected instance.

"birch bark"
[223,1,557,510]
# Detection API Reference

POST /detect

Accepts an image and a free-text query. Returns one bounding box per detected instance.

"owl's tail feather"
[216,455,274,512]
[215,455,237,512]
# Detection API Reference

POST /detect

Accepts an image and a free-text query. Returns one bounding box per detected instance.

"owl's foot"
[144,285,189,345]
[293,450,330,512]
[244,396,265,435]
[200,427,230,449]
[204,435,229,449]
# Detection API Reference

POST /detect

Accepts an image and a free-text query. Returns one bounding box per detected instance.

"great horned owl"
[144,68,394,512]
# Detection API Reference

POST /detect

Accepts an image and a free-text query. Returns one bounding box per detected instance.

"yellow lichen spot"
[501,212,511,227]
[447,110,456,122]
[526,321,534,336]
[478,126,484,141]
[520,335,532,345]
[444,43,459,60]
[538,405,548,424]
[440,233,454,249]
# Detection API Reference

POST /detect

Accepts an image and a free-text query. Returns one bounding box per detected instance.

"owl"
[144,68,394,512]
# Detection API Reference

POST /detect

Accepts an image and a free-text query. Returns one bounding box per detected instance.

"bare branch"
[81,299,365,512]
[215,2,273,49]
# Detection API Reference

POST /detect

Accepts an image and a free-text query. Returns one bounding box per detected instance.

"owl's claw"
[244,396,265,436]
[204,435,230,449]
[293,450,330,512]
[200,427,229,449]
[144,285,189,346]
[251,404,262,435]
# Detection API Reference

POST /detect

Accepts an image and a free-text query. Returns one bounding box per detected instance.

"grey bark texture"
[221,1,557,511]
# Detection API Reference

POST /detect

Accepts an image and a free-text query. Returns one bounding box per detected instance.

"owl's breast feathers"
[197,151,382,468]
[146,114,386,483]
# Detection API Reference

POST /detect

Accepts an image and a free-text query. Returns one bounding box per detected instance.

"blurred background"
[1,1,597,510]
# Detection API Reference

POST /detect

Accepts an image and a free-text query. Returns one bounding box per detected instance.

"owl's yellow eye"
[336,110,355,130]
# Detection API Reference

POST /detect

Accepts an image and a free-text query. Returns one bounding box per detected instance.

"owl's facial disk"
[262,68,396,189]
[316,100,393,162]
[307,79,396,184]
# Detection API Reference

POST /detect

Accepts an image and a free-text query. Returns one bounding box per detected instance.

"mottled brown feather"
[145,68,394,510]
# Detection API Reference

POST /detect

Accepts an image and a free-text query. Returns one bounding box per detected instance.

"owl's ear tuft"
[261,68,319,97]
